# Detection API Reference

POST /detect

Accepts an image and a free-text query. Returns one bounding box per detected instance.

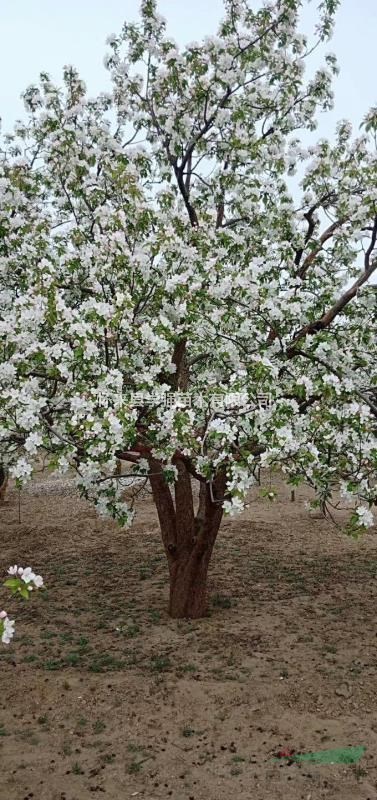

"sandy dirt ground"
[1,472,377,800]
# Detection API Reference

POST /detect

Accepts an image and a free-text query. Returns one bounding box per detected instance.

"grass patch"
[124,624,141,638]
[150,654,171,672]
[65,652,82,667]
[212,594,232,609]
[182,726,195,738]
[148,609,161,624]
[127,759,143,774]
[101,753,116,764]
[128,742,144,753]
[42,659,64,671]
[60,632,74,643]
[88,654,124,672]
[93,720,106,734]
[40,630,58,640]
[181,663,197,673]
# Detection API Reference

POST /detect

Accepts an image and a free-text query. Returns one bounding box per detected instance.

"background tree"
[0,0,376,618]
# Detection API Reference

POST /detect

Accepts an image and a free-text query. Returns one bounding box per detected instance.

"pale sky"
[0,0,376,139]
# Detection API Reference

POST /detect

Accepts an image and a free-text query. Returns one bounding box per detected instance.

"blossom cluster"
[0,611,15,644]
[0,566,44,644]
[7,565,44,590]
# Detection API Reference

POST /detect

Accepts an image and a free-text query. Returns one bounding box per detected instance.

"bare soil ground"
[1,474,377,800]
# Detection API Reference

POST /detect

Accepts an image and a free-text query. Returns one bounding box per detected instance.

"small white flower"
[9,458,33,482]
[356,506,374,528]
[0,612,15,644]
[24,431,43,455]
[106,33,117,46]
[20,567,35,584]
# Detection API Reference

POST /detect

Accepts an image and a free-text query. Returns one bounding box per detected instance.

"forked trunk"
[148,457,226,619]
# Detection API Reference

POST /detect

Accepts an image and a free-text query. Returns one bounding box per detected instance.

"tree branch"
[296,216,347,279]
[147,456,177,560]
[172,338,189,391]
[287,348,377,417]
[290,257,377,346]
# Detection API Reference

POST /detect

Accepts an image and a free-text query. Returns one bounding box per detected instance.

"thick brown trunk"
[148,455,227,619]
[0,465,8,505]
[168,544,213,619]
[169,466,227,618]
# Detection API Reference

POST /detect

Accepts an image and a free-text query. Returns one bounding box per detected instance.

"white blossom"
[0,612,15,644]
[356,506,375,529]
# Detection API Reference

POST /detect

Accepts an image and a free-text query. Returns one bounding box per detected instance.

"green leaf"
[3,578,20,590]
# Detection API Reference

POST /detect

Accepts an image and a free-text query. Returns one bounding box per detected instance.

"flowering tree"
[0,0,376,618]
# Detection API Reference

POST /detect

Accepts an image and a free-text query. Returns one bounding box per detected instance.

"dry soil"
[1,473,377,800]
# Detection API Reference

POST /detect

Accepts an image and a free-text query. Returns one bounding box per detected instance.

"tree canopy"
[0,0,376,599]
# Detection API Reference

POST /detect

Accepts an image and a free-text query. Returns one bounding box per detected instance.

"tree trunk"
[168,542,213,619]
[148,456,227,619]
[0,464,8,505]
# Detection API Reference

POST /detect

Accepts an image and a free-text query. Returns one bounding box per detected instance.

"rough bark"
[0,464,8,505]
[168,543,214,618]
[148,456,177,563]
[149,458,227,618]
